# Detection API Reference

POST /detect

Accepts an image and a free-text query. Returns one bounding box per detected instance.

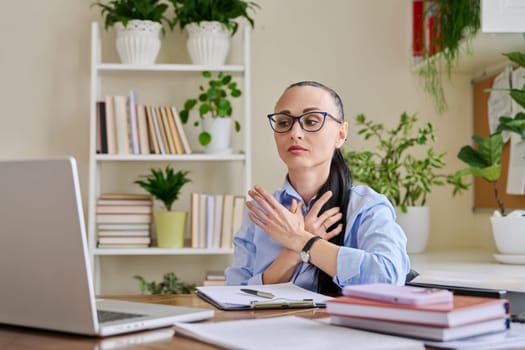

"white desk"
[409,250,525,314]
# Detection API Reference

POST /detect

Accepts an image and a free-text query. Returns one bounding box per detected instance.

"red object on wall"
[412,0,424,57]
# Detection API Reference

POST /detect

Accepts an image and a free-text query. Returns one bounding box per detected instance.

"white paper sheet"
[173,316,424,350]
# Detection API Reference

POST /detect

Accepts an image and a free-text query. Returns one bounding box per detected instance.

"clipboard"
[195,282,332,311]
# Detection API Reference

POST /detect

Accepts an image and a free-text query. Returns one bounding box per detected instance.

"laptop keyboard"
[97,309,145,323]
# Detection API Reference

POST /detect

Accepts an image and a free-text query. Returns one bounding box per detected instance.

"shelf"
[93,248,234,256]
[96,63,245,73]
[94,153,246,162]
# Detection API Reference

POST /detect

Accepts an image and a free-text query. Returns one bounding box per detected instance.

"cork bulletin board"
[472,74,525,210]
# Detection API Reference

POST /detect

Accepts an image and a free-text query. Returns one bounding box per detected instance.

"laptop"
[0,157,214,336]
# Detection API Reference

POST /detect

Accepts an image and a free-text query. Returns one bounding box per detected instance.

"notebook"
[0,157,214,336]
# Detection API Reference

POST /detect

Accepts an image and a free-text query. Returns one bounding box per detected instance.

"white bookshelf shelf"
[96,63,245,72]
[93,248,234,256]
[94,153,246,162]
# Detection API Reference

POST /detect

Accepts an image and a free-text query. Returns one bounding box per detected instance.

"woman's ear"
[335,121,348,149]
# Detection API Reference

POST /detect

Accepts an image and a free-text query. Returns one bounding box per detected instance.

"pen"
[240,288,275,299]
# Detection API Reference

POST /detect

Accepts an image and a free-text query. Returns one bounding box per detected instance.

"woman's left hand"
[246,185,310,252]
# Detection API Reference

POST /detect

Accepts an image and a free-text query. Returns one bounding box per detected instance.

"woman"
[225,81,410,294]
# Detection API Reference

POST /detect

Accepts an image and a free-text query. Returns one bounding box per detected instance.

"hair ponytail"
[316,149,352,295]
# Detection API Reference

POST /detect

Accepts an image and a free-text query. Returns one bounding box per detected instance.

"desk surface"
[410,250,525,292]
[0,294,329,350]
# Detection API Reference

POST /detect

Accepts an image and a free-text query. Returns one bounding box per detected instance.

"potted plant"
[134,272,196,294]
[454,51,525,257]
[168,0,260,65]
[92,0,170,64]
[342,112,468,253]
[179,70,242,153]
[416,0,481,114]
[135,166,191,248]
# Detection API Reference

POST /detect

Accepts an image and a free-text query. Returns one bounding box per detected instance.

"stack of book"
[190,193,245,249]
[202,271,226,286]
[96,91,192,155]
[96,193,153,248]
[326,284,511,342]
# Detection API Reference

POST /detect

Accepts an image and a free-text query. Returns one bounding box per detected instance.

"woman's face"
[272,85,348,173]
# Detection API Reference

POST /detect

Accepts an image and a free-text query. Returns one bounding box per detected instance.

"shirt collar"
[279,176,319,213]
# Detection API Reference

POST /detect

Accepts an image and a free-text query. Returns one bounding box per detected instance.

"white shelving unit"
[88,22,251,292]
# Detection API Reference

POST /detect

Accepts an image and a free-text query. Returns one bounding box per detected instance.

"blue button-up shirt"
[225,179,411,292]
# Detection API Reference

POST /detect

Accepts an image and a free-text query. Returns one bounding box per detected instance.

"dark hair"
[286,81,352,295]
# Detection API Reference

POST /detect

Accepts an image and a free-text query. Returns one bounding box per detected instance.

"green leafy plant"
[134,272,196,294]
[92,0,170,30]
[342,112,468,213]
[168,0,260,35]
[454,51,525,216]
[134,166,191,211]
[180,70,242,146]
[418,0,481,114]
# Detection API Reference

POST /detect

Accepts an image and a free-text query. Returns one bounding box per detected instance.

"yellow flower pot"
[154,211,187,248]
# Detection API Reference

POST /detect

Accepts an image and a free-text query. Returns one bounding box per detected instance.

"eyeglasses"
[267,111,342,133]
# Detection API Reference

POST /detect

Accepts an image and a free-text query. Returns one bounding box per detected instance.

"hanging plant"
[418,0,481,114]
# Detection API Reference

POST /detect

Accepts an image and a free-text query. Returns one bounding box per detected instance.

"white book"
[199,193,207,249]
[113,95,131,154]
[190,192,200,248]
[206,195,214,249]
[127,90,140,154]
[104,95,117,154]
[213,194,223,249]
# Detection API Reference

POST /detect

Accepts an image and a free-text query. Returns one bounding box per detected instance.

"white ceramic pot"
[185,21,231,66]
[201,117,232,154]
[115,20,161,65]
[491,212,525,255]
[395,206,430,254]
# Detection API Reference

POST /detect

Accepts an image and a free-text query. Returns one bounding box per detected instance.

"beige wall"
[0,0,502,293]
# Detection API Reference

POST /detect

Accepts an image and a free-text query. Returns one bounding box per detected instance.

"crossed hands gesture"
[246,185,343,252]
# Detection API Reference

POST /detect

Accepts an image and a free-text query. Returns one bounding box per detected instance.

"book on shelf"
[220,194,235,249]
[99,193,152,200]
[96,214,152,224]
[158,106,174,154]
[127,90,140,155]
[113,95,131,154]
[205,270,226,281]
[97,198,153,206]
[330,315,510,342]
[136,104,150,155]
[202,280,226,286]
[206,195,214,248]
[96,205,152,214]
[97,223,150,231]
[198,193,207,248]
[104,95,117,154]
[163,106,183,154]
[232,196,245,235]
[190,192,200,248]
[326,294,510,328]
[96,101,108,154]
[212,194,223,249]
[97,243,150,249]
[145,105,160,154]
[150,106,166,154]
[170,106,192,154]
[98,236,151,245]
[97,230,150,237]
